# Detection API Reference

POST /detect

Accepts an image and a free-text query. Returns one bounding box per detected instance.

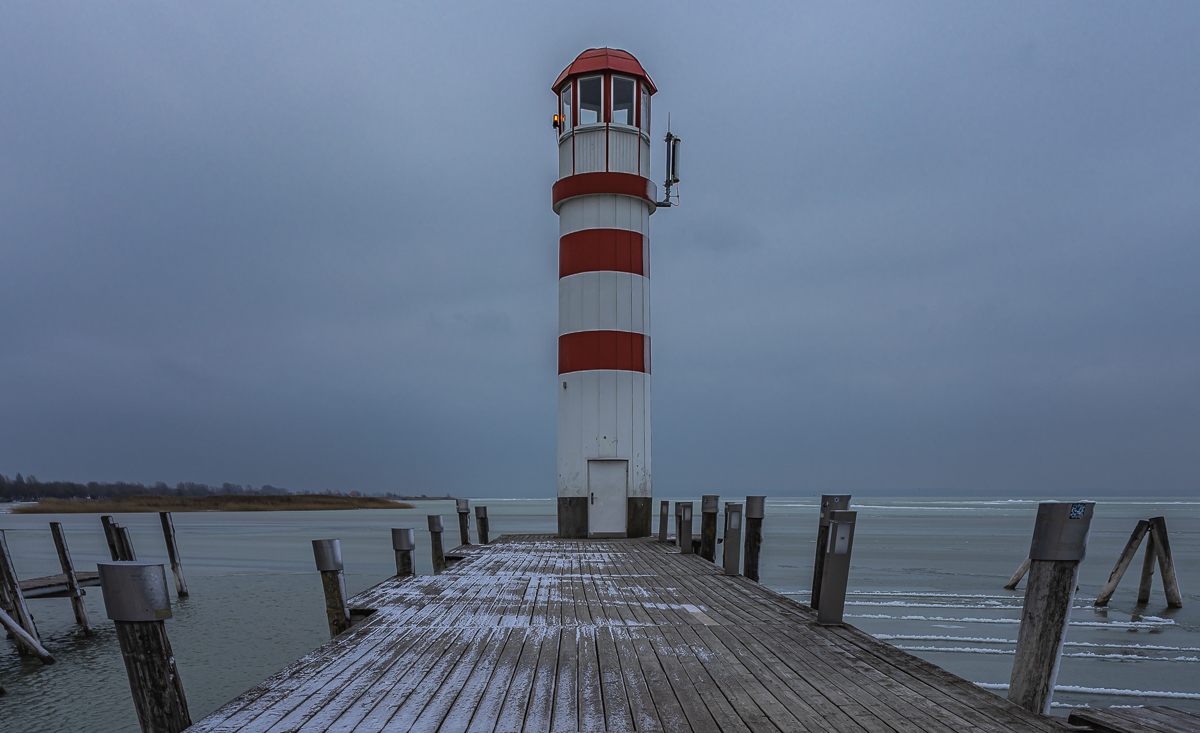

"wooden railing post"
[97,562,191,732]
[311,539,351,638]
[677,502,694,554]
[658,500,669,543]
[743,496,765,582]
[50,522,93,634]
[811,494,851,610]
[0,530,41,654]
[474,506,489,545]
[722,503,743,575]
[817,510,857,626]
[158,512,189,598]
[1008,501,1094,716]
[428,516,446,574]
[456,499,472,546]
[699,495,719,562]
[392,528,415,576]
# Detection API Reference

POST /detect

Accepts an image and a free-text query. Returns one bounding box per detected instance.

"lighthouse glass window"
[641,84,650,130]
[578,76,602,125]
[612,76,635,126]
[560,86,572,133]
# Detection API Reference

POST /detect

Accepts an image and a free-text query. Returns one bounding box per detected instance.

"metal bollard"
[392,528,416,576]
[678,502,694,554]
[456,499,472,546]
[475,505,490,545]
[722,503,743,575]
[811,494,851,610]
[658,500,669,543]
[428,516,446,574]
[98,562,191,733]
[700,495,719,562]
[312,539,351,638]
[743,496,765,582]
[817,510,857,626]
[1008,501,1094,715]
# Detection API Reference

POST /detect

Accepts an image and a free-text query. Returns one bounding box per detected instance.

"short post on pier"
[312,539,351,639]
[0,529,42,655]
[50,522,93,634]
[811,494,851,610]
[98,562,191,733]
[1008,501,1094,716]
[678,502,694,554]
[159,512,189,598]
[699,495,719,562]
[658,500,669,543]
[817,510,857,626]
[722,502,743,575]
[392,528,416,576]
[429,516,447,574]
[456,499,472,546]
[475,505,489,545]
[743,496,765,582]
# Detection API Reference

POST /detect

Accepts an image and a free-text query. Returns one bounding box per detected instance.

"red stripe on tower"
[559,230,644,278]
[558,331,651,374]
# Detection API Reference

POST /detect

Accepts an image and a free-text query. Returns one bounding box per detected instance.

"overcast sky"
[2,3,1197,497]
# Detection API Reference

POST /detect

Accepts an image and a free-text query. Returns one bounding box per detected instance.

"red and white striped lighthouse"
[552,48,659,538]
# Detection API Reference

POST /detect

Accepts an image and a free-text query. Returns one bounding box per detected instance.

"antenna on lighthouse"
[657,115,681,208]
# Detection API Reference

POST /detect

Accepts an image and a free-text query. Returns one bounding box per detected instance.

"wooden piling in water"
[101,515,122,561]
[699,495,718,562]
[811,494,851,610]
[1004,557,1032,590]
[1137,531,1157,604]
[428,516,446,574]
[50,522,93,634]
[1094,519,1149,605]
[1008,501,1094,716]
[743,496,765,582]
[456,499,472,546]
[1147,516,1183,608]
[98,562,191,733]
[0,530,41,655]
[118,526,137,561]
[312,539,351,638]
[474,506,489,545]
[0,606,54,663]
[158,512,189,598]
[391,528,415,577]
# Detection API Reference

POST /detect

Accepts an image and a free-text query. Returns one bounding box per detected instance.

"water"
[0,497,1196,731]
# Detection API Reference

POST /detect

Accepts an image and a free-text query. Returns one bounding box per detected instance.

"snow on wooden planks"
[187,536,1071,732]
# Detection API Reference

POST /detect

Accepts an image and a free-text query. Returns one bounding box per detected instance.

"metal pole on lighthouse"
[552,48,678,539]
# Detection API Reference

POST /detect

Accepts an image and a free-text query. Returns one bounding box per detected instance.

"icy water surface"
[0,497,1196,731]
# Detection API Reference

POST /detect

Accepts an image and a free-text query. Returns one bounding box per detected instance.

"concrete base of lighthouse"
[556,497,652,539]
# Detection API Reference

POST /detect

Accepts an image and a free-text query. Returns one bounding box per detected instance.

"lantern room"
[552,48,657,181]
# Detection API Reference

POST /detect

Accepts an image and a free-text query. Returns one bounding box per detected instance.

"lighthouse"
[552,48,666,538]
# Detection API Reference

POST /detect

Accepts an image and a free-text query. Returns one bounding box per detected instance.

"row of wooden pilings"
[310,500,491,641]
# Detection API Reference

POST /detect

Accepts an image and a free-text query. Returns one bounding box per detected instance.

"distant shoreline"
[11,495,416,514]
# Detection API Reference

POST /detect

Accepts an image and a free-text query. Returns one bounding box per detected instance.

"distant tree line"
[0,474,291,502]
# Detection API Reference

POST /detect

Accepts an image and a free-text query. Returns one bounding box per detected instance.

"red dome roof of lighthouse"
[553,48,657,94]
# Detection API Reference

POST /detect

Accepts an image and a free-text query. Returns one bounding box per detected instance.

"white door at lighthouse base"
[587,460,627,538]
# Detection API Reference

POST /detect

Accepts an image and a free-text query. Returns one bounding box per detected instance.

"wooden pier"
[189,535,1074,732]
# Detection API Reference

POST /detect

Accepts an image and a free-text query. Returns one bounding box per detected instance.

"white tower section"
[552,48,657,538]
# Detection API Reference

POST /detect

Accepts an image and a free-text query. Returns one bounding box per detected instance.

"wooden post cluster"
[722,503,743,575]
[676,502,694,554]
[0,529,47,661]
[392,528,416,576]
[658,500,669,543]
[102,515,137,561]
[1094,516,1183,608]
[312,539,351,639]
[811,494,851,610]
[1008,501,1094,716]
[699,495,719,562]
[97,562,191,733]
[50,522,93,634]
[816,510,858,626]
[456,499,472,547]
[743,496,765,582]
[475,506,490,545]
[158,512,189,598]
[428,516,446,574]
